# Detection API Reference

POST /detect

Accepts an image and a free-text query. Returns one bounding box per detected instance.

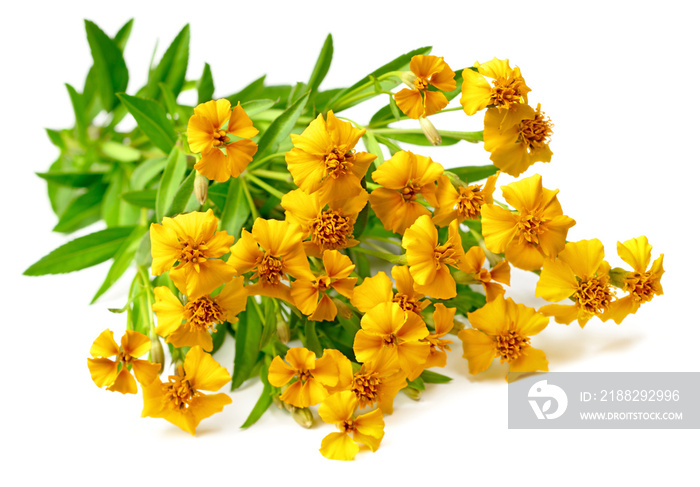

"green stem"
[250,169,292,182]
[351,246,407,265]
[240,177,260,220]
[369,128,483,142]
[246,173,287,200]
[136,265,156,334]
[247,151,287,171]
[363,235,402,247]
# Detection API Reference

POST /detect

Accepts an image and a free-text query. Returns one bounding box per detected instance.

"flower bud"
[194,171,209,205]
[419,116,441,146]
[332,298,354,320]
[148,334,165,374]
[277,319,290,344]
[291,406,314,428]
[402,386,422,401]
[400,70,418,88]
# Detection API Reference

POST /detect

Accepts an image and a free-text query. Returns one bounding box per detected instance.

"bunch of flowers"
[27,21,664,460]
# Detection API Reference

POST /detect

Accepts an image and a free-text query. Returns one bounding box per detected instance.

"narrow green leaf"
[241,360,273,429]
[259,298,277,350]
[197,62,215,104]
[420,370,453,384]
[156,147,187,221]
[145,24,190,99]
[219,178,250,237]
[158,82,179,119]
[65,84,87,145]
[121,189,156,209]
[406,376,425,390]
[225,76,265,104]
[113,19,134,51]
[84,20,129,111]
[24,226,136,276]
[444,285,486,314]
[231,303,264,390]
[53,183,107,234]
[241,99,276,117]
[307,34,333,96]
[362,132,384,169]
[211,322,230,354]
[92,226,148,303]
[303,320,323,357]
[382,132,462,146]
[131,157,167,190]
[102,167,139,227]
[45,129,66,150]
[37,171,103,188]
[101,141,141,163]
[117,93,177,154]
[168,169,196,216]
[45,156,78,217]
[447,164,498,183]
[255,91,310,159]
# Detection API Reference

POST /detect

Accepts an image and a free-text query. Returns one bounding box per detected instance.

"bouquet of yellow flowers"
[26,20,664,460]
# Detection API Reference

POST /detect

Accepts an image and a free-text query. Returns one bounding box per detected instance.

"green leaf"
[241,99,276,117]
[447,164,498,183]
[307,34,333,97]
[46,129,66,150]
[24,226,136,276]
[92,226,148,303]
[121,189,156,209]
[102,167,139,227]
[406,376,425,390]
[37,171,104,188]
[117,93,177,154]
[168,169,196,216]
[53,183,107,234]
[420,370,453,384]
[131,157,167,190]
[113,18,134,51]
[241,360,273,429]
[84,20,129,111]
[226,75,265,105]
[145,24,190,99]
[231,303,264,390]
[259,298,278,350]
[101,141,141,163]
[219,178,250,237]
[65,84,87,145]
[303,320,323,357]
[255,91,310,159]
[158,82,179,119]
[444,285,486,315]
[382,132,462,147]
[197,62,215,104]
[45,156,78,217]
[156,147,187,221]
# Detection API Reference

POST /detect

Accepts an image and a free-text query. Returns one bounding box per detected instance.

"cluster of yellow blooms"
[86,54,664,460]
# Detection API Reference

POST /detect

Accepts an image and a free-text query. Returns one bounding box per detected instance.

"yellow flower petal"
[184,346,231,392]
[89,329,120,358]
[320,432,359,461]
[87,357,119,388]
[458,329,496,375]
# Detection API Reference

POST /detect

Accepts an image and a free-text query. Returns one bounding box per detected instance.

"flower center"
[297,369,313,383]
[518,108,552,150]
[116,349,133,366]
[315,275,332,293]
[392,293,423,314]
[517,213,545,245]
[494,330,530,363]
[255,253,285,285]
[490,76,526,109]
[310,209,353,250]
[413,77,429,91]
[575,276,614,315]
[456,184,486,219]
[401,180,422,202]
[176,238,208,271]
[324,148,354,179]
[163,367,196,410]
[434,242,460,268]
[624,272,657,303]
[340,418,356,433]
[184,296,224,332]
[352,371,382,408]
[212,129,230,147]
[383,333,398,348]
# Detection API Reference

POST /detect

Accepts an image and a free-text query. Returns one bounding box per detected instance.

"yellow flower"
[291,250,357,322]
[318,391,385,461]
[152,277,247,351]
[422,303,455,369]
[351,265,429,317]
[483,103,553,177]
[353,302,430,381]
[460,58,530,116]
[88,329,160,394]
[187,99,259,183]
[285,111,376,203]
[402,215,468,299]
[605,236,665,323]
[267,347,339,408]
[281,188,368,257]
[369,150,444,234]
[461,246,511,302]
[433,172,499,226]
[394,55,456,119]
[458,295,549,380]
[481,174,575,271]
[536,239,619,327]
[150,209,236,299]
[228,218,312,303]
[141,346,232,435]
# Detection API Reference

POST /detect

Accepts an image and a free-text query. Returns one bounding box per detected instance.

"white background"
[2,0,698,485]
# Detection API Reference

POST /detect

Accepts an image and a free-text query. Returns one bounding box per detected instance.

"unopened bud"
[291,406,314,428]
[608,267,629,288]
[277,319,290,344]
[451,319,466,333]
[400,70,418,88]
[419,116,442,146]
[272,395,285,409]
[403,386,422,401]
[148,334,165,374]
[332,298,354,320]
[194,171,209,205]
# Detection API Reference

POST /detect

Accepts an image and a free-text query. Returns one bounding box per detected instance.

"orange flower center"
[255,253,285,285]
[311,209,353,250]
[401,180,422,202]
[516,213,545,246]
[163,367,196,410]
[176,238,208,271]
[575,276,614,315]
[116,349,133,366]
[413,77,429,91]
[184,296,224,332]
[297,369,313,384]
[494,330,530,363]
[324,148,355,179]
[624,272,658,303]
[315,275,332,293]
[341,418,357,433]
[490,76,526,109]
[434,242,460,268]
[456,184,486,219]
[383,333,398,348]
[212,129,230,147]
[518,108,552,150]
[352,371,382,409]
[392,293,423,314]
